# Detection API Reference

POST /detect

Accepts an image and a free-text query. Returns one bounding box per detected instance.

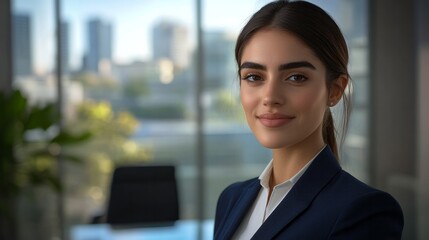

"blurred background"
[0,0,427,239]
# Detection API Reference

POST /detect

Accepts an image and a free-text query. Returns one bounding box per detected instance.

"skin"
[239,28,347,191]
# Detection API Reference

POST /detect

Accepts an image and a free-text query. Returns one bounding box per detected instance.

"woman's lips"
[257,113,295,128]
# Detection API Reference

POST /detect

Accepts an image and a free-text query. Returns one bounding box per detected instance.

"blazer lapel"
[251,146,341,240]
[217,180,261,240]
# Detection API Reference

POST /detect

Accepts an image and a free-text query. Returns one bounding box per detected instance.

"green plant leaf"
[51,131,92,145]
[27,168,62,192]
[24,104,57,131]
[8,90,28,121]
[0,90,27,145]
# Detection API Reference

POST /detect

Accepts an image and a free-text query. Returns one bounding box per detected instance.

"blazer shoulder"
[335,171,403,213]
[328,188,404,239]
[335,170,392,196]
[326,171,404,239]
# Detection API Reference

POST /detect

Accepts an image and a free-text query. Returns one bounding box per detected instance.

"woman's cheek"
[240,90,255,113]
[294,89,328,116]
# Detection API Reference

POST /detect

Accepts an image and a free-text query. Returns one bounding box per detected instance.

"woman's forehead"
[240,28,323,69]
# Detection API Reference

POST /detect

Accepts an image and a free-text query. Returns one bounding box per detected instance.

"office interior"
[0,0,428,239]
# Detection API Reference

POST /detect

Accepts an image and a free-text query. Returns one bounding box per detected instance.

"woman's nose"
[262,80,284,106]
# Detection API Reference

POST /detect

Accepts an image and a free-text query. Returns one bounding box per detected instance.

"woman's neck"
[270,128,325,188]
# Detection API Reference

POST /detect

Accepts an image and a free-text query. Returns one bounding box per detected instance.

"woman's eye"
[242,74,262,82]
[287,74,308,82]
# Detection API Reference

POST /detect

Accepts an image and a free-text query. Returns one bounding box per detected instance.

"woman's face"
[239,28,329,150]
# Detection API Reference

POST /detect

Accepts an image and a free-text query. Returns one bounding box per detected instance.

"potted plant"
[0,89,91,240]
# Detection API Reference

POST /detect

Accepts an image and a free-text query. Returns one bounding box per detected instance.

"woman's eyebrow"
[239,61,266,71]
[239,61,316,71]
[278,61,316,70]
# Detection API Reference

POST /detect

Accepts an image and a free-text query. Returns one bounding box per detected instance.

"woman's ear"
[328,75,349,106]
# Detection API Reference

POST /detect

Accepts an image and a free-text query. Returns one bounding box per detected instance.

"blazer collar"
[251,146,341,239]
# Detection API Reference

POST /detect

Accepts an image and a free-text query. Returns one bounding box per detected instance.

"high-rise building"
[152,21,189,69]
[83,18,112,74]
[13,13,32,76]
[204,31,236,89]
[61,21,70,74]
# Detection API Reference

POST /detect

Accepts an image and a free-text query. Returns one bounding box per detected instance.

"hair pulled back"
[236,0,351,160]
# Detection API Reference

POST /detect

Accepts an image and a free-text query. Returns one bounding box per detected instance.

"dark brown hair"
[235,0,351,160]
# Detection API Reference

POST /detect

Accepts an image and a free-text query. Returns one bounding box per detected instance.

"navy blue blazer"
[214,147,404,240]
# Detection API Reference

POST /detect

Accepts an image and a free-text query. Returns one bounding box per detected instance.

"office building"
[204,31,236,89]
[152,21,189,69]
[83,18,112,74]
[12,13,32,76]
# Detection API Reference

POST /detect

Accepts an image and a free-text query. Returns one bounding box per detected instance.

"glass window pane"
[62,0,197,231]
[11,0,58,239]
[9,0,370,238]
[12,0,57,102]
[202,0,272,219]
[308,0,369,182]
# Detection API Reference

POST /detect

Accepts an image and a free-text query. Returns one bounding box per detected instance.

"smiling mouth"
[257,113,295,128]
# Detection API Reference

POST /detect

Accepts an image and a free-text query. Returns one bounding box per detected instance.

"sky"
[12,0,341,75]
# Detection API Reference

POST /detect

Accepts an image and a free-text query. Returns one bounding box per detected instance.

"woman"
[214,1,404,239]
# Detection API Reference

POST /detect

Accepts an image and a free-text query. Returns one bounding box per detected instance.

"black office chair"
[105,165,179,225]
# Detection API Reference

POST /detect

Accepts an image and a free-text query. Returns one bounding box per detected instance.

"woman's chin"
[258,139,289,149]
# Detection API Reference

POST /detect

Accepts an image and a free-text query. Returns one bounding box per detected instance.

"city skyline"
[12,0,268,75]
[12,0,353,75]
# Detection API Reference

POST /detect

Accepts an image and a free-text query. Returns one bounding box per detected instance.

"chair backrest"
[106,165,179,225]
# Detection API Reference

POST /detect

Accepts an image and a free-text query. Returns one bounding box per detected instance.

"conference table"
[71,220,214,240]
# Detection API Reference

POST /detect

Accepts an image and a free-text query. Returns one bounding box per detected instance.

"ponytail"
[323,109,339,160]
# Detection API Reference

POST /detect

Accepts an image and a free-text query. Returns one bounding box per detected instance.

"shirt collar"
[258,145,327,189]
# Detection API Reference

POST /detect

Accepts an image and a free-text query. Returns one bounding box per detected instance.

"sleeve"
[328,191,404,240]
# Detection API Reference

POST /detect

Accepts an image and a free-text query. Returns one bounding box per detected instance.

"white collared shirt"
[232,146,326,240]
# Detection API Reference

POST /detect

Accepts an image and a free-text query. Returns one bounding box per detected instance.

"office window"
[10,0,369,238]
[12,0,57,102]
[11,1,58,239]
[312,0,370,182]
[201,0,272,218]
[61,0,198,231]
